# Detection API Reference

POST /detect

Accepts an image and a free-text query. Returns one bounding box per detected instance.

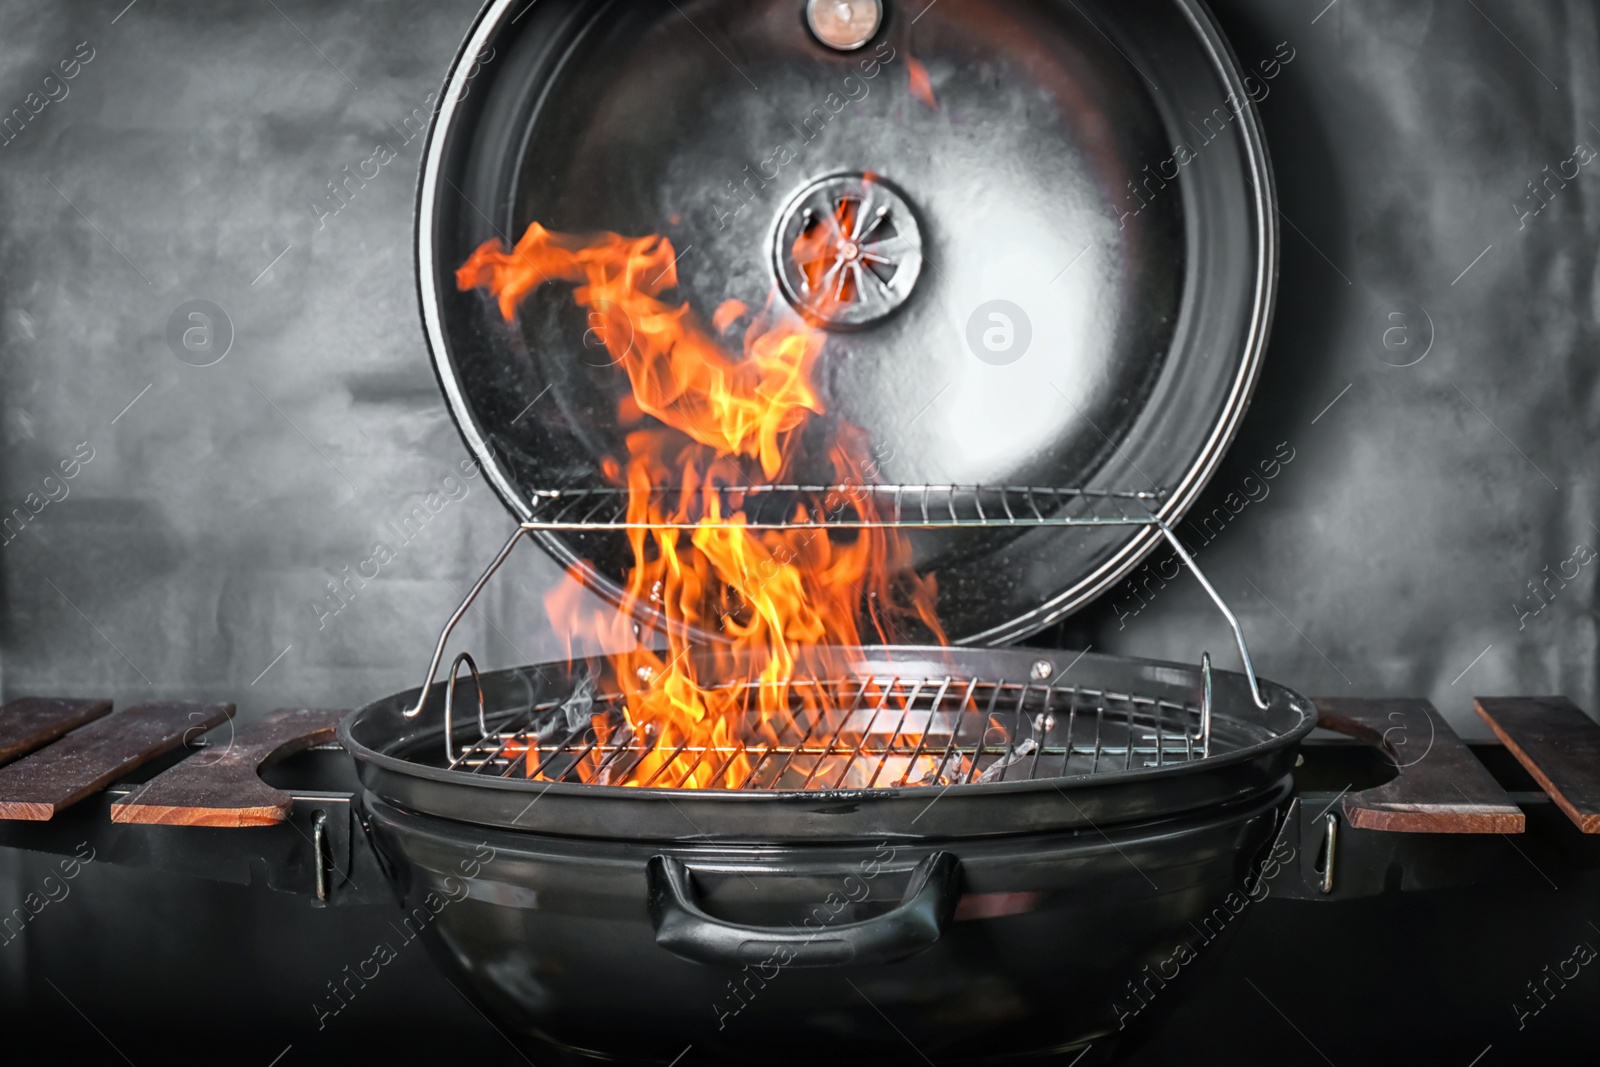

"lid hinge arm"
[404,525,529,719]
[1154,520,1269,710]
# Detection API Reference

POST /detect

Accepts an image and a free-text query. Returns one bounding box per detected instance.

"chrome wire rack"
[522,483,1164,530]
[403,482,1270,765]
[441,674,1216,790]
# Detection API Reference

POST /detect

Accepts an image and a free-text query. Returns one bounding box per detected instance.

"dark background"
[1,0,1598,1062]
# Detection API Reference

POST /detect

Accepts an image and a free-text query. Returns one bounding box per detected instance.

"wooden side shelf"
[0,697,113,765]
[1314,697,1524,833]
[1475,697,1600,834]
[0,702,234,821]
[111,707,348,827]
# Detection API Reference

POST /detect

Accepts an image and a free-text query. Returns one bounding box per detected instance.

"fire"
[457,223,821,478]
[457,192,958,789]
[906,56,937,109]
[711,298,746,334]
[793,194,863,305]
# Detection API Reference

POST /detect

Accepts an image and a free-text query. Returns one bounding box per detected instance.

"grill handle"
[647,851,960,969]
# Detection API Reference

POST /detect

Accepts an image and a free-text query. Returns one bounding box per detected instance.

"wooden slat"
[111,707,347,827]
[0,698,113,765]
[0,701,233,821]
[1475,697,1600,833]
[1314,697,1524,833]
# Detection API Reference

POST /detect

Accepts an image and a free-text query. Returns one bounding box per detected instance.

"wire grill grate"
[402,484,1273,732]
[440,675,1207,791]
[522,483,1164,531]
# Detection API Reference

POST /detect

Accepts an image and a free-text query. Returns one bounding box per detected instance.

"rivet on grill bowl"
[1030,660,1054,681]
[805,0,882,51]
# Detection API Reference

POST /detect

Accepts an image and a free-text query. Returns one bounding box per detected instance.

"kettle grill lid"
[415,0,1276,645]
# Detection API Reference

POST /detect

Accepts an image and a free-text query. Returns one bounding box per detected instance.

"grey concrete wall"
[1088,0,1600,738]
[0,0,574,727]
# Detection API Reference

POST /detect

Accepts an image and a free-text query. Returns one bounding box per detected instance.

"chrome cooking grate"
[440,676,1207,791]
[522,483,1163,530]
[402,481,1274,743]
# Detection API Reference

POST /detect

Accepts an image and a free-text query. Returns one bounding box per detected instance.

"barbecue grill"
[345,653,1312,1064]
[10,0,1600,1061]
[3,0,1339,1062]
[323,0,1306,1056]
[345,646,1311,838]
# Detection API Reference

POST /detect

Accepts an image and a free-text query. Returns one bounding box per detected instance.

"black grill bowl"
[364,781,1292,1065]
[341,646,1312,1064]
[340,646,1313,841]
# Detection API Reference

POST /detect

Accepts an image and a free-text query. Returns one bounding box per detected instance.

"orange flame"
[711,298,747,334]
[457,199,953,789]
[907,56,938,109]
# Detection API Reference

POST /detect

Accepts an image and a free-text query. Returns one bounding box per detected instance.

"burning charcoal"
[591,721,643,786]
[528,672,598,742]
[917,761,962,787]
[976,737,1039,784]
[560,673,597,734]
